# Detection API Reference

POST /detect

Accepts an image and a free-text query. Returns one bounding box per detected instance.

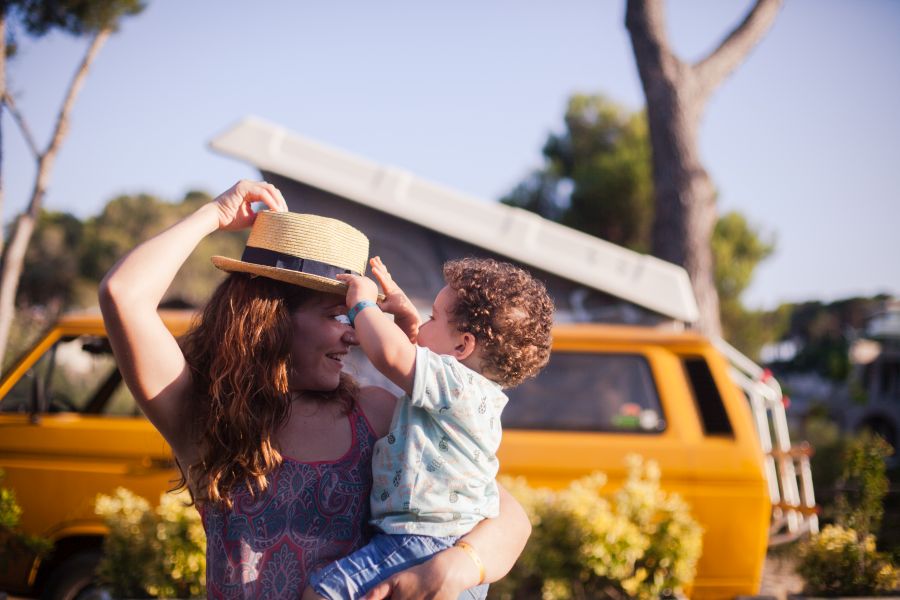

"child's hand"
[370,256,420,343]
[335,273,379,308]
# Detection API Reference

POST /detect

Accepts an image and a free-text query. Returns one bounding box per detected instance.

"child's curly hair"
[443,258,554,388]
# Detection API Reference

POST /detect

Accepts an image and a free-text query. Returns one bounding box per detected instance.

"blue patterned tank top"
[201,405,378,599]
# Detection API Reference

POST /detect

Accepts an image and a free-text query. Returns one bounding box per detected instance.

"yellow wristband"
[454,540,486,585]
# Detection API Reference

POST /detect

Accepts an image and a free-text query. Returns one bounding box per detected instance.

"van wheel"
[41,550,109,600]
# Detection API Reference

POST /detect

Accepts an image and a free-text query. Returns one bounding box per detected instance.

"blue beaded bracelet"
[348,300,378,327]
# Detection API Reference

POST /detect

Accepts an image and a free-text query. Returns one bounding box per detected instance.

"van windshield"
[0,335,138,416]
[504,352,665,433]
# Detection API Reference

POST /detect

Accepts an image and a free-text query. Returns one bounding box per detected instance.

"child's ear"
[454,332,477,361]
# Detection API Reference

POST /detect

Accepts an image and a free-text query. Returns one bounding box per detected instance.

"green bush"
[800,414,846,521]
[834,432,892,540]
[796,433,899,596]
[491,455,703,600]
[0,469,52,569]
[95,487,205,598]
[797,524,898,596]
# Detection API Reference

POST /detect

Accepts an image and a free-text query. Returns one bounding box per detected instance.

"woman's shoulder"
[357,386,397,438]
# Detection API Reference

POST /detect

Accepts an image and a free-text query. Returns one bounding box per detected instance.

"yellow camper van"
[0,311,811,599]
[500,324,775,599]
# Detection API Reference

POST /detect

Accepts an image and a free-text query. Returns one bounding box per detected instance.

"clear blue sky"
[3,0,898,310]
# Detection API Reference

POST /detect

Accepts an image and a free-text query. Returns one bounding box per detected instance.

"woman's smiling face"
[289,292,357,392]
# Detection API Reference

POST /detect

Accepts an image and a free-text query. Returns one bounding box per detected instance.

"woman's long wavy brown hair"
[176,273,357,509]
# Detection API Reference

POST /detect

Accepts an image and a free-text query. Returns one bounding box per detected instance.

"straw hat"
[212,211,375,296]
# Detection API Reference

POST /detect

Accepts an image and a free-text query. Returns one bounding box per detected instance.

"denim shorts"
[309,533,489,600]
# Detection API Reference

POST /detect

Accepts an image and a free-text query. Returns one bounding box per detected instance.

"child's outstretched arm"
[336,272,417,395]
[370,256,420,343]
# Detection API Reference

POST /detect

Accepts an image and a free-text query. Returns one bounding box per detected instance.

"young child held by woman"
[304,256,554,599]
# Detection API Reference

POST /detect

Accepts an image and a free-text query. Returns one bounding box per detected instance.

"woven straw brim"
[211,256,350,296]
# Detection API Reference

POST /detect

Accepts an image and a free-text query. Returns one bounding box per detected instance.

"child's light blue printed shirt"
[370,346,507,537]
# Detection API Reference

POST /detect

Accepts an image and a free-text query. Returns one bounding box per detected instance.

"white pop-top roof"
[209,116,700,324]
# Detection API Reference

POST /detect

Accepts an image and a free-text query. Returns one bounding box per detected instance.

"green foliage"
[18,211,88,309]
[0,469,52,569]
[1,305,58,373]
[796,417,900,557]
[501,92,778,356]
[712,212,774,305]
[0,482,22,531]
[773,296,889,380]
[835,433,893,540]
[720,299,790,363]
[796,434,899,596]
[83,190,248,306]
[491,456,702,600]
[797,524,899,596]
[95,487,205,599]
[6,0,145,35]
[800,415,847,520]
[711,212,777,358]
[18,191,246,311]
[503,94,654,252]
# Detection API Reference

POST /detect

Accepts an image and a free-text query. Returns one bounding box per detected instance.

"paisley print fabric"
[201,405,378,599]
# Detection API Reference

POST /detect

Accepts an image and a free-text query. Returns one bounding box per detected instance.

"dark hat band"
[241,246,361,279]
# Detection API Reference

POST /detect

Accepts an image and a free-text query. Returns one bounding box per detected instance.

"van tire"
[40,550,105,600]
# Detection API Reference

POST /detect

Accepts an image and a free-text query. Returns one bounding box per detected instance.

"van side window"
[0,335,138,417]
[0,344,55,413]
[683,357,733,436]
[504,352,665,433]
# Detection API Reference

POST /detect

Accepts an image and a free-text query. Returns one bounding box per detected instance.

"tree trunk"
[646,94,721,337]
[0,28,111,365]
[1,12,7,250]
[0,212,35,360]
[625,0,782,337]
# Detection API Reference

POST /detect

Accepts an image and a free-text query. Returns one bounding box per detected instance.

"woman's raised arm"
[98,180,286,458]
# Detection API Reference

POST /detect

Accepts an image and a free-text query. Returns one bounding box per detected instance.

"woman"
[98,180,530,599]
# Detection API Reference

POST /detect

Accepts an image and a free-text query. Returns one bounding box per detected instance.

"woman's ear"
[454,332,477,361]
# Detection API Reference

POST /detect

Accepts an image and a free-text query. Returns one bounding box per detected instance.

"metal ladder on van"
[713,337,819,545]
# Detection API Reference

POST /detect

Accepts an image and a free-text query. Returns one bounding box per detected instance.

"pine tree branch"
[30,27,112,215]
[692,0,783,99]
[2,92,40,160]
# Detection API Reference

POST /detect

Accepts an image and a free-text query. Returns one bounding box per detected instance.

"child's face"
[417,285,464,356]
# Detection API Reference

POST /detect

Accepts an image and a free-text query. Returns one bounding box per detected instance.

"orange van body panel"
[498,324,771,599]
[0,314,770,599]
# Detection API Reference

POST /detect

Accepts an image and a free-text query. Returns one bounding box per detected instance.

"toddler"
[305,256,554,599]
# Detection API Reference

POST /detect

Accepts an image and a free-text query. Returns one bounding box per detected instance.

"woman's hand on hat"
[370,256,419,343]
[211,180,288,231]
[335,273,379,308]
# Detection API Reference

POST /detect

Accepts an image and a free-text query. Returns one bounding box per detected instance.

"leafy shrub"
[95,488,205,598]
[834,432,892,540]
[797,524,898,596]
[0,469,52,569]
[800,414,846,520]
[796,434,899,596]
[491,455,702,600]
